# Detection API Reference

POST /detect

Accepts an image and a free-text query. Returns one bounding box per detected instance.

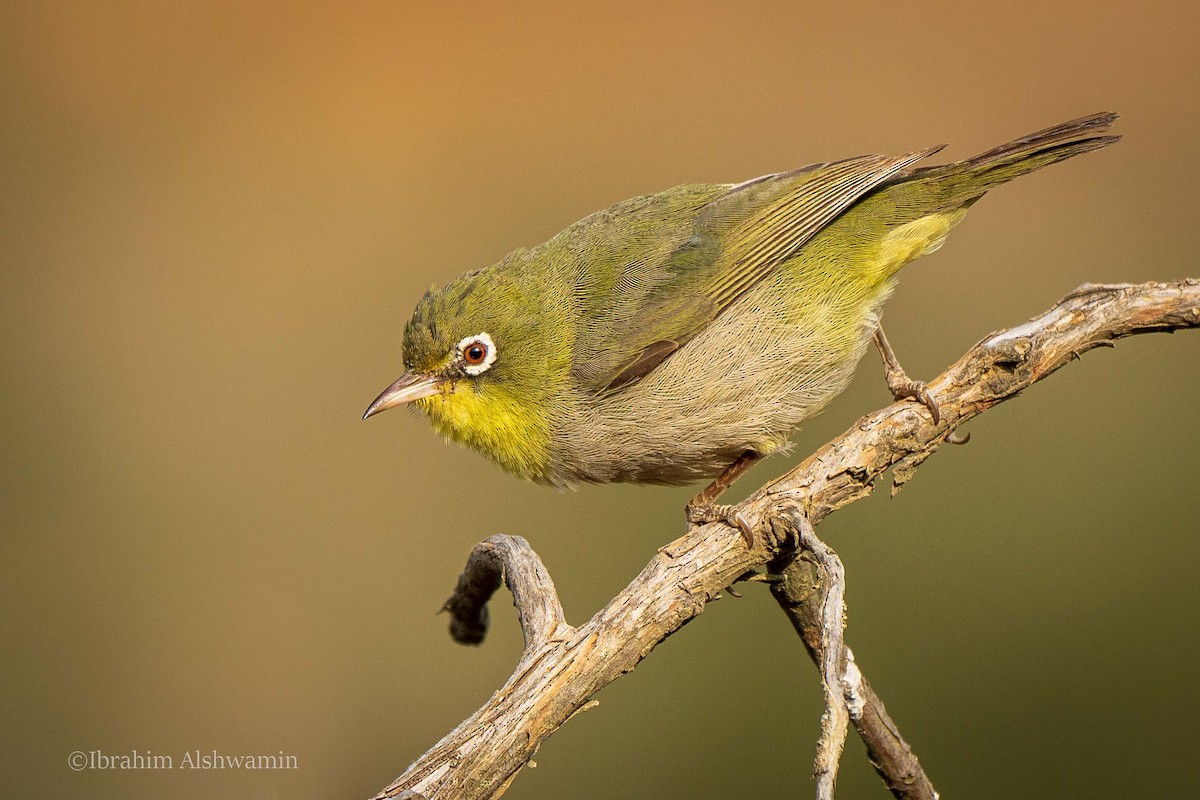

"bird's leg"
[873,325,941,425]
[686,451,761,546]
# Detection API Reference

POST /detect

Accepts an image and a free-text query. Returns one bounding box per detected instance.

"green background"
[3,2,1198,798]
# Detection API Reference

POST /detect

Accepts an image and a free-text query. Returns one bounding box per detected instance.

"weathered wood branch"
[750,280,1200,520]
[786,511,852,800]
[441,535,572,656]
[372,280,1200,800]
[769,519,936,799]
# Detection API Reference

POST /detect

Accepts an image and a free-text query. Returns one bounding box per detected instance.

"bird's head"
[363,257,573,482]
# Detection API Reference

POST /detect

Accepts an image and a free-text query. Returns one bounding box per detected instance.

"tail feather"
[966,111,1119,166]
[906,112,1121,205]
[863,113,1120,284]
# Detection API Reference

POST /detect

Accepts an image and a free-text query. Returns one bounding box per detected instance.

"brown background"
[3,2,1198,798]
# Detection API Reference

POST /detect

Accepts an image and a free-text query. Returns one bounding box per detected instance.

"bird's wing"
[570,146,943,394]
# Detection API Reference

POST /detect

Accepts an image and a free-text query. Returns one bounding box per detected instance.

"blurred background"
[2,2,1198,798]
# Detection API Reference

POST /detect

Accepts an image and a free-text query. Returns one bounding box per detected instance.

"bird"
[364,113,1120,543]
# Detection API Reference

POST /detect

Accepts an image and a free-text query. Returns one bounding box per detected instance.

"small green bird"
[365,113,1119,539]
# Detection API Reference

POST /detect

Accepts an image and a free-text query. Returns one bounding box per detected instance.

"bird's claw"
[890,379,941,425]
[686,502,755,547]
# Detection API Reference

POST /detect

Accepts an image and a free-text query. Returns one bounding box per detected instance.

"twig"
[791,511,851,800]
[754,280,1200,518]
[769,517,937,799]
[372,280,1199,800]
[441,535,573,659]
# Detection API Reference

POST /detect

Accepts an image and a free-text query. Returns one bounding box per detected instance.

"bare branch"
[752,280,1200,520]
[769,519,937,799]
[441,535,571,657]
[374,280,1200,800]
[791,511,851,800]
[808,523,848,799]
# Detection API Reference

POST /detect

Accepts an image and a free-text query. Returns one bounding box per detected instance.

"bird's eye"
[464,342,487,365]
[456,332,497,376]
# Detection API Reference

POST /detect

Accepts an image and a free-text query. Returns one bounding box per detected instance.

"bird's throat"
[416,385,552,482]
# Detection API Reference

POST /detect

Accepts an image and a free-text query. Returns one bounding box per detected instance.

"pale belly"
[548,274,895,486]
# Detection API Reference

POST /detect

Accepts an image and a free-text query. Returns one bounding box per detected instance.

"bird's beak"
[362,373,443,420]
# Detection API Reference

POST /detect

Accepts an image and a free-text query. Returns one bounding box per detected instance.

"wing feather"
[572,146,944,393]
[702,148,943,309]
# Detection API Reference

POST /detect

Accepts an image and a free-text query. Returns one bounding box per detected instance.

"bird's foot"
[887,377,942,425]
[873,326,942,424]
[686,501,755,548]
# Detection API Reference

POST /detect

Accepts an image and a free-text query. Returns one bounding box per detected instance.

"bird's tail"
[909,112,1121,207]
[857,113,1120,285]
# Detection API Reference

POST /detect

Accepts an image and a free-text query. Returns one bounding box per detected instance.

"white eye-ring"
[456,332,497,376]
